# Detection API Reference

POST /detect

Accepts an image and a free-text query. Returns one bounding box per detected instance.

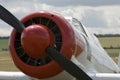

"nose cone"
[21,24,50,58]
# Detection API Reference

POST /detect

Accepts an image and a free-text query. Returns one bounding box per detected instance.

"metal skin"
[0,72,30,80]
[9,11,83,79]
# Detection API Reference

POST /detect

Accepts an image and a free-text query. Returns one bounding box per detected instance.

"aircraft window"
[72,18,87,36]
[65,17,88,36]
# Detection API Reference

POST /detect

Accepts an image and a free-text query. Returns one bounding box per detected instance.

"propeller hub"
[21,24,50,58]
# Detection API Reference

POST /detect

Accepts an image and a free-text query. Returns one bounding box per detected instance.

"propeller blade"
[0,5,25,33]
[46,47,92,80]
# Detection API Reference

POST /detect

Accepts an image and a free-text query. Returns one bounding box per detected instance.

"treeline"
[104,46,120,49]
[0,34,120,39]
[94,34,120,37]
[0,36,9,39]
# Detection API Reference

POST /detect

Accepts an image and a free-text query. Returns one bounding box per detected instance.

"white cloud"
[0,20,13,36]
[88,27,120,34]
[0,0,120,36]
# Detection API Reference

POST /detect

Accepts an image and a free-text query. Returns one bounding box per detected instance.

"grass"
[0,39,9,52]
[0,39,19,71]
[0,51,19,71]
[98,37,120,62]
[98,37,120,48]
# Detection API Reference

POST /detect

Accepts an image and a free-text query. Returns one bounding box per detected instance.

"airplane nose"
[21,24,50,58]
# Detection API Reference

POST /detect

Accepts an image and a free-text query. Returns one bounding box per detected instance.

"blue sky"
[0,0,120,36]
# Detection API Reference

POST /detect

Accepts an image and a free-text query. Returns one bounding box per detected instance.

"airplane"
[0,5,120,80]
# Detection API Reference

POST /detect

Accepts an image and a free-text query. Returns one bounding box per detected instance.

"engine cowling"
[9,11,84,79]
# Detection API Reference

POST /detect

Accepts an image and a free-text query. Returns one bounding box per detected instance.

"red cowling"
[9,11,84,79]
